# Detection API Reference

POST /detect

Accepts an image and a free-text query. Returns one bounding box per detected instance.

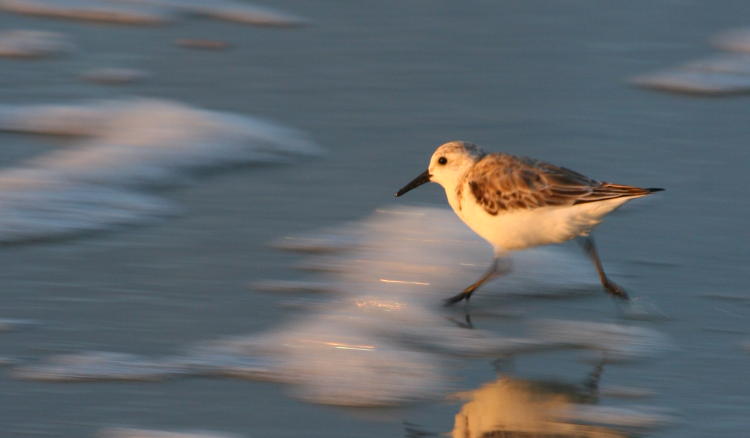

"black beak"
[395,169,431,197]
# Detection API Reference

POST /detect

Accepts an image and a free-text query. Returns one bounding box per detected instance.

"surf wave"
[12,207,670,409]
[0,0,306,27]
[0,0,172,25]
[633,27,750,96]
[100,428,242,438]
[0,29,73,58]
[0,98,321,243]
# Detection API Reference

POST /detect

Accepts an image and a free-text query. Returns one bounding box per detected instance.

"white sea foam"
[0,98,320,242]
[532,319,671,362]
[0,99,321,187]
[0,173,174,243]
[683,53,750,75]
[0,0,306,27]
[81,67,149,85]
[633,30,750,96]
[0,102,108,136]
[274,206,600,300]
[14,207,670,408]
[99,428,243,438]
[0,30,73,58]
[180,1,306,27]
[194,319,450,406]
[0,0,173,24]
[713,27,750,53]
[631,69,750,96]
[113,0,307,26]
[13,352,176,381]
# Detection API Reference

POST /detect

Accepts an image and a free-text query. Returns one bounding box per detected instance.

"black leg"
[577,236,629,300]
[444,257,508,306]
[582,359,605,403]
[583,359,604,395]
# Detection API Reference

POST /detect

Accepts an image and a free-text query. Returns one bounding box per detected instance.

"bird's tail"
[574,184,664,205]
[602,184,664,195]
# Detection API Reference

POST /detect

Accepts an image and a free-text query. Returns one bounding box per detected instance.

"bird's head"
[395,141,485,197]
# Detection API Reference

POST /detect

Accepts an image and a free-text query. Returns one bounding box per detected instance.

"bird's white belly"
[451,196,632,252]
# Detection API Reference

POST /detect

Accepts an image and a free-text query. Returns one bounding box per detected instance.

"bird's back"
[452,153,661,250]
[460,153,659,216]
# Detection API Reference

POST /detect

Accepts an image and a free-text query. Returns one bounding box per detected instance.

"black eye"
[438,157,448,165]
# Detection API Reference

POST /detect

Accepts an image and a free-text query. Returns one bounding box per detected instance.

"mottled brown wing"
[465,154,652,215]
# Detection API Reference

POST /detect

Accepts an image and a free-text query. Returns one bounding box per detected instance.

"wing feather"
[465,154,656,215]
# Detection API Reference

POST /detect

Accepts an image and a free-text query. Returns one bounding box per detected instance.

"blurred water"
[0,98,319,242]
[0,29,72,57]
[10,207,670,412]
[0,0,304,26]
[0,1,749,437]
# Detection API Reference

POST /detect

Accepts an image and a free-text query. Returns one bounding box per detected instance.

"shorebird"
[395,141,662,305]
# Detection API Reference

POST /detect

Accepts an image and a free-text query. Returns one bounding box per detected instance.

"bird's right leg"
[444,256,510,306]
[577,236,629,300]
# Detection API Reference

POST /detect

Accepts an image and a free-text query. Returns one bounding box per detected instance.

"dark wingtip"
[647,187,665,193]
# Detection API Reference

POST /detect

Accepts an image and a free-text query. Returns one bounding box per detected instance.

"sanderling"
[395,141,663,305]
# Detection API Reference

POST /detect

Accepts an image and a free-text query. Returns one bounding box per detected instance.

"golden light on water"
[378,278,430,286]
[323,342,376,351]
[355,298,406,311]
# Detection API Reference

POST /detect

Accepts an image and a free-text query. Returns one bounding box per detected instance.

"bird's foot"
[604,280,629,300]
[443,291,471,306]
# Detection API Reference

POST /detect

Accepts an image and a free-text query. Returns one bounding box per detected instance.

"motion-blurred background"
[1,1,749,437]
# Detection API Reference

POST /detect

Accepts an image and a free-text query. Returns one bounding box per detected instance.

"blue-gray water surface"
[0,1,749,437]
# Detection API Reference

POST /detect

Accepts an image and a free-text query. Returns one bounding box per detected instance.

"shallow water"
[0,1,749,437]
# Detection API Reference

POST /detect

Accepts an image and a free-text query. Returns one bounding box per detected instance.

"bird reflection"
[451,365,621,438]
[406,362,634,438]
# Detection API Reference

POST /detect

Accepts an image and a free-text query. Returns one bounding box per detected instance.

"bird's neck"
[440,171,468,216]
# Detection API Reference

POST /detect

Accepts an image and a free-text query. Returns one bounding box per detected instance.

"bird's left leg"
[444,256,510,306]
[577,236,629,300]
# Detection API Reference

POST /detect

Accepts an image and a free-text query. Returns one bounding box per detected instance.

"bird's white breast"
[444,181,632,253]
